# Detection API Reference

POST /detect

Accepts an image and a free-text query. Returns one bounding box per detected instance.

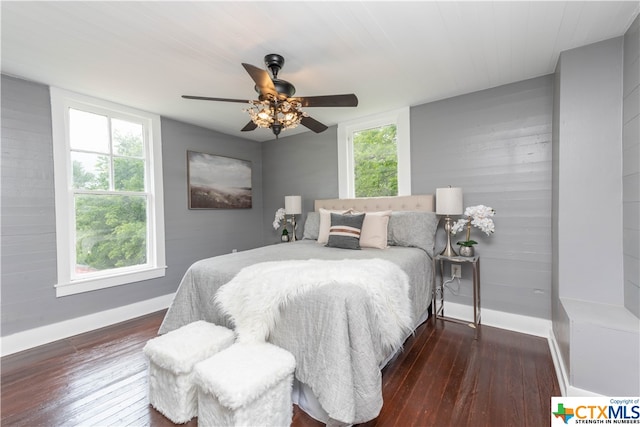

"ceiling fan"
[182,54,358,137]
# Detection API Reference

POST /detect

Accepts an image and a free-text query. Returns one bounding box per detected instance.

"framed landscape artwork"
[187,150,252,209]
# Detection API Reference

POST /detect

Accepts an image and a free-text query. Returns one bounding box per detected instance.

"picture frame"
[187,150,252,209]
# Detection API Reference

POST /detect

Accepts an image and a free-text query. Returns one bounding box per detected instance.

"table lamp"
[284,195,302,242]
[436,187,463,257]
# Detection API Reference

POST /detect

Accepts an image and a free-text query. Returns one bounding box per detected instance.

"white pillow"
[358,210,392,249]
[318,208,352,244]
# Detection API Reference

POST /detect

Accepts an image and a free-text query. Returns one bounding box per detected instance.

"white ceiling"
[2,1,638,142]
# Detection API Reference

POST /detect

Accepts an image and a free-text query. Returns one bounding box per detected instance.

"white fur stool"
[142,321,235,424]
[194,342,296,427]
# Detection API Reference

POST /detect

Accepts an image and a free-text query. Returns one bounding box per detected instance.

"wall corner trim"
[1,293,175,357]
[548,329,570,396]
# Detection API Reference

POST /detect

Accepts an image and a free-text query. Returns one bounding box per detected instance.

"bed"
[159,195,438,425]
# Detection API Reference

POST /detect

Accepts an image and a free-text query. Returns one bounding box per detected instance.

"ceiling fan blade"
[294,94,358,108]
[300,116,329,133]
[182,95,250,103]
[242,63,277,97]
[241,121,258,132]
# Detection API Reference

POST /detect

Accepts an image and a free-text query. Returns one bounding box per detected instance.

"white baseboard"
[548,329,570,396]
[1,293,174,357]
[441,301,552,337]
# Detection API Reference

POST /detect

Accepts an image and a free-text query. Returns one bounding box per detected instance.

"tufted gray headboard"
[314,195,434,212]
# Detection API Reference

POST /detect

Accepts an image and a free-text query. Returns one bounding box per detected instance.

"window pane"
[71,152,109,190]
[112,119,144,157]
[353,124,398,197]
[75,194,147,274]
[69,108,110,153]
[114,157,145,191]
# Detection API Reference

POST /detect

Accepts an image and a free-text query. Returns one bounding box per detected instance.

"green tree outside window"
[71,114,147,273]
[353,124,398,197]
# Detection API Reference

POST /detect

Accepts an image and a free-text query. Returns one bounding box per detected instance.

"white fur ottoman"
[194,342,296,427]
[142,321,235,424]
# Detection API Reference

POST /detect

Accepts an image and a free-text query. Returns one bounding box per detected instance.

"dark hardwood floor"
[1,310,559,426]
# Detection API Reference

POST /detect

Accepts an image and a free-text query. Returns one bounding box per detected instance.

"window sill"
[55,266,167,297]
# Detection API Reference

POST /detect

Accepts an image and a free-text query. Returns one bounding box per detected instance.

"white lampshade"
[436,187,463,215]
[284,195,302,215]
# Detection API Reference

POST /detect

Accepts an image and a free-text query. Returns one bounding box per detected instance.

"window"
[353,124,398,197]
[337,107,411,198]
[51,88,165,297]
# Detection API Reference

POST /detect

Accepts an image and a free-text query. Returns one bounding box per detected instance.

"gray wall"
[162,118,264,266]
[262,75,554,320]
[261,128,339,244]
[412,76,553,319]
[623,15,640,317]
[1,75,264,336]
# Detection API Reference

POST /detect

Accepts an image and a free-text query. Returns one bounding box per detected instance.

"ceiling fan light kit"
[182,54,358,138]
[244,97,307,136]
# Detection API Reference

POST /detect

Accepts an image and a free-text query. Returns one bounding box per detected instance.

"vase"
[459,245,474,257]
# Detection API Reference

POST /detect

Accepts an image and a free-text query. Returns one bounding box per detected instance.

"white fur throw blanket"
[214,259,413,353]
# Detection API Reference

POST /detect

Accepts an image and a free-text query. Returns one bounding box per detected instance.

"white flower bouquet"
[272,208,286,230]
[451,205,496,247]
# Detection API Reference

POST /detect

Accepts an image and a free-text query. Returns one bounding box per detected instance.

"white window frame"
[337,107,411,198]
[50,87,166,297]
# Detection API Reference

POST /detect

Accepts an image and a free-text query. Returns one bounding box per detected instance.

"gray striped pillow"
[326,213,366,250]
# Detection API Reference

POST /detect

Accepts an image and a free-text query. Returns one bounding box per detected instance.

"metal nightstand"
[433,254,481,339]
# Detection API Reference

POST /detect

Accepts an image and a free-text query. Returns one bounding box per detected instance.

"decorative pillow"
[326,213,366,250]
[318,208,352,244]
[358,210,392,249]
[387,211,439,257]
[302,211,320,240]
